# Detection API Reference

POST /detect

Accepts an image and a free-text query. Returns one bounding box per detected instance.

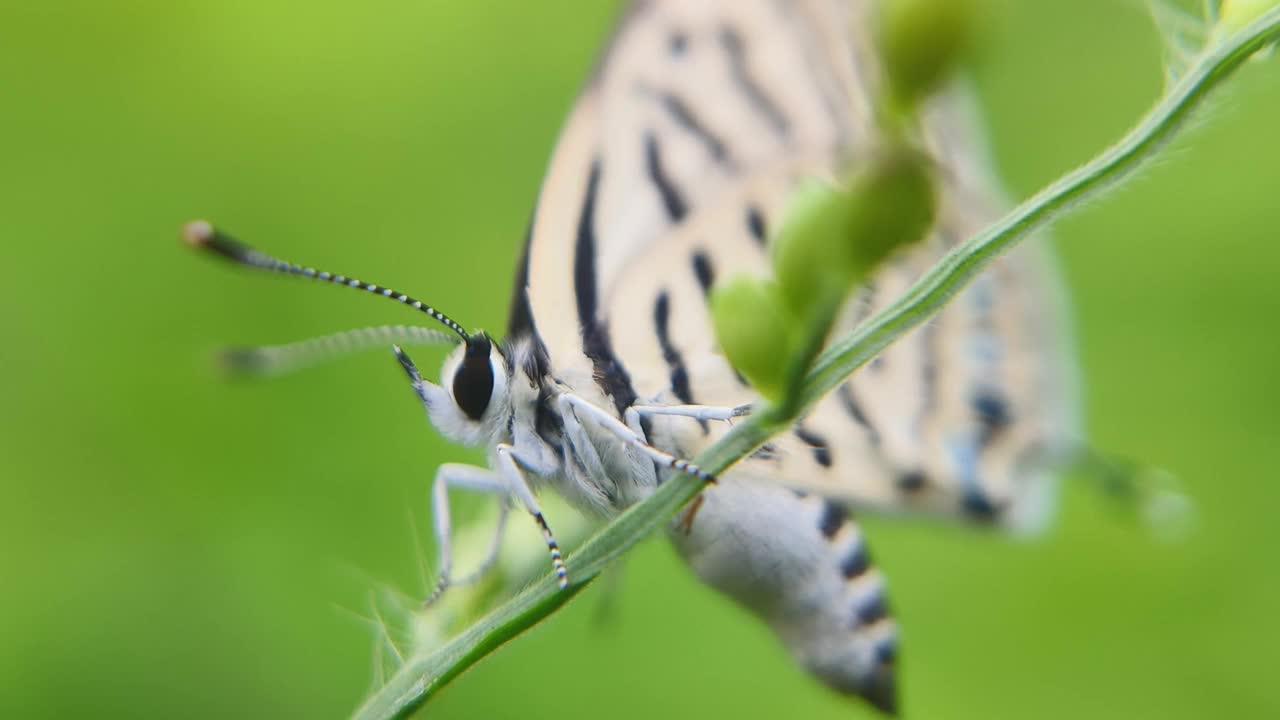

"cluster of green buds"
[711,148,935,401]
[710,0,976,404]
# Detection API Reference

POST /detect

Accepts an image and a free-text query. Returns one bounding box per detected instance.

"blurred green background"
[2,1,1278,718]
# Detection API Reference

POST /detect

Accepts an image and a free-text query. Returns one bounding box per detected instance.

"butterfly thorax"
[501,334,662,517]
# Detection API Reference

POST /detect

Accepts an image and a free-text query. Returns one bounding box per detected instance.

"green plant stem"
[353,10,1280,719]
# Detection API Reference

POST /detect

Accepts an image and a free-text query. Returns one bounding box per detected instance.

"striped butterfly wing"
[516,0,874,417]
[517,0,1077,526]
[511,0,1076,710]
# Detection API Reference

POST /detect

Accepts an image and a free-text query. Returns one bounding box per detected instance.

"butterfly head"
[425,331,512,447]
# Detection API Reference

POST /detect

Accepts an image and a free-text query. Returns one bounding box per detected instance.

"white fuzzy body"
[671,478,895,706]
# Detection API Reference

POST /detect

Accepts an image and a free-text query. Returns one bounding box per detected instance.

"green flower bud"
[710,276,798,400]
[878,0,979,111]
[771,148,936,314]
[843,146,937,272]
[1217,0,1279,37]
[771,178,859,313]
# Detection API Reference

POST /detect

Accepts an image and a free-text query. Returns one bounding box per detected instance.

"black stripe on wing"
[506,218,552,381]
[719,25,790,138]
[795,425,833,468]
[658,91,732,166]
[645,131,688,222]
[653,291,709,434]
[973,387,1013,447]
[653,291,694,406]
[575,159,639,415]
[838,382,881,449]
[691,251,714,295]
[746,205,767,246]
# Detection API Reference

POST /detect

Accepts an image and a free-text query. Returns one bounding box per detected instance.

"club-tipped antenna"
[183,220,470,341]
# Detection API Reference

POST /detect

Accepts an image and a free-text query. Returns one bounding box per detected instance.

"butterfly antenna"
[183,220,470,341]
[219,325,459,379]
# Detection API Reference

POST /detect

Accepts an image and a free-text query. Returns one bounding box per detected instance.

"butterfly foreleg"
[630,403,753,423]
[494,444,570,589]
[553,394,656,511]
[557,394,718,484]
[422,463,511,607]
[558,398,617,491]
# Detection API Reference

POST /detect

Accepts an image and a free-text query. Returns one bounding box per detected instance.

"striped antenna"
[183,220,470,341]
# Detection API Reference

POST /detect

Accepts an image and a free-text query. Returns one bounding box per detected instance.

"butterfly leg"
[495,444,570,589]
[631,403,752,423]
[622,405,703,529]
[624,403,731,537]
[394,346,564,594]
[558,400,615,493]
[558,394,717,484]
[422,463,511,607]
[551,397,659,510]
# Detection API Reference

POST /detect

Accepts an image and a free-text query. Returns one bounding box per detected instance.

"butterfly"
[187,0,1077,714]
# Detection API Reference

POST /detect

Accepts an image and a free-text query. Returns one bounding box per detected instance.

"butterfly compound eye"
[452,335,495,421]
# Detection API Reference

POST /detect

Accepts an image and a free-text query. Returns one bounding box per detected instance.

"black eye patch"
[453,334,495,421]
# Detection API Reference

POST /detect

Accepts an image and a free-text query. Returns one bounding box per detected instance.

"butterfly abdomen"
[672,478,898,714]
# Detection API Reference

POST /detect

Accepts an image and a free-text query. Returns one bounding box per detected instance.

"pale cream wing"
[512,0,1078,526]
[517,0,876,414]
[502,2,1076,709]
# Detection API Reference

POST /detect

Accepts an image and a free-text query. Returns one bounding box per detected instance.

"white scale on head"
[187,1,1083,714]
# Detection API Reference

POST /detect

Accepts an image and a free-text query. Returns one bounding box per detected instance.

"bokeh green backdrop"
[3,1,1278,718]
